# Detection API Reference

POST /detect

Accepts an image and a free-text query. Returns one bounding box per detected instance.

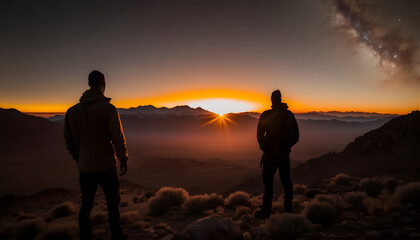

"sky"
[0,0,419,114]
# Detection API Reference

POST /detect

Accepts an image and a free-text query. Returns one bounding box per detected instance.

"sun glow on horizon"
[187,98,257,115]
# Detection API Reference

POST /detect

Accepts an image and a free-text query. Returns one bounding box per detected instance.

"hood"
[79,89,111,104]
[271,102,289,111]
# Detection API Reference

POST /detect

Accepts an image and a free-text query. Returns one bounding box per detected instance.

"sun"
[187,98,257,115]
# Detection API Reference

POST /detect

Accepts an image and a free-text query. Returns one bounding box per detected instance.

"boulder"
[173,215,242,240]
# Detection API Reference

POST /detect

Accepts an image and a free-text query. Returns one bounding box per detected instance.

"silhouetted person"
[257,90,299,217]
[64,70,128,240]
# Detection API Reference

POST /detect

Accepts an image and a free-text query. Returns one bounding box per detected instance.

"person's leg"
[99,168,124,240]
[262,156,277,218]
[279,156,293,213]
[79,172,98,240]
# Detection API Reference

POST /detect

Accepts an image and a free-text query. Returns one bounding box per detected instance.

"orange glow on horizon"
[0,87,416,115]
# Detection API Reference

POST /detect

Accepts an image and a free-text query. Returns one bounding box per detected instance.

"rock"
[248,226,265,236]
[161,234,175,240]
[366,231,382,240]
[304,232,326,240]
[242,232,252,240]
[409,233,420,240]
[402,216,413,224]
[173,215,242,240]
[312,223,322,231]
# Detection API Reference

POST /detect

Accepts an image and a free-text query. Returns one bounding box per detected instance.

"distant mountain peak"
[118,104,212,116]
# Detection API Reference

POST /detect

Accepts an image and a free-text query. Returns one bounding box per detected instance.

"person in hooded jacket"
[64,70,128,240]
[257,89,299,218]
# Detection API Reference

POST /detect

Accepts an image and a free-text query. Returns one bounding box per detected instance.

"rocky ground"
[1,175,420,240]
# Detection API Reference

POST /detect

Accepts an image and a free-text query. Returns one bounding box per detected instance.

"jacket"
[257,102,299,155]
[64,89,128,172]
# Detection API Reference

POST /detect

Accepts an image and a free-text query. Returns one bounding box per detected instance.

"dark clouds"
[329,0,420,83]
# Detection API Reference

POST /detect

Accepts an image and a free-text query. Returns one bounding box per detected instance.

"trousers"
[261,152,293,217]
[79,167,124,240]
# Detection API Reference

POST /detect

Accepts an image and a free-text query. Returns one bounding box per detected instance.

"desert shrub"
[224,191,250,208]
[184,193,223,214]
[343,192,367,210]
[36,222,78,240]
[91,211,108,225]
[304,201,337,225]
[0,223,14,239]
[305,188,323,199]
[120,210,141,224]
[52,202,76,218]
[314,194,340,208]
[133,221,151,231]
[359,178,383,198]
[148,187,189,216]
[120,201,129,207]
[383,177,399,194]
[235,206,251,217]
[364,198,386,216]
[154,222,171,230]
[272,201,284,214]
[265,213,311,240]
[294,184,307,195]
[332,173,352,186]
[14,218,47,240]
[249,195,263,209]
[395,182,420,209]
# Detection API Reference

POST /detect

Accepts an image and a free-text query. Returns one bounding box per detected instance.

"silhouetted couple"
[64,71,299,239]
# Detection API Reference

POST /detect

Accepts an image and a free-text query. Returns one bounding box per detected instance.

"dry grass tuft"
[332,173,352,186]
[121,210,141,224]
[184,193,224,214]
[304,201,337,225]
[224,191,250,208]
[265,213,311,240]
[52,202,76,218]
[359,178,383,198]
[148,187,189,216]
[395,182,420,209]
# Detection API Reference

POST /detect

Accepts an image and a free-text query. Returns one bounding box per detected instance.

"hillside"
[292,111,420,184]
[0,108,65,155]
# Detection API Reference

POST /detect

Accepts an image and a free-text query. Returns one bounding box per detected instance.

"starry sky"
[0,0,419,113]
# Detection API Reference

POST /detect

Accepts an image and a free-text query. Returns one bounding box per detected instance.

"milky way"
[329,0,419,82]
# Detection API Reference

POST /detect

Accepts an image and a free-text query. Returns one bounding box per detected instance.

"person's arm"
[64,110,78,161]
[108,106,129,175]
[257,112,268,152]
[288,112,299,147]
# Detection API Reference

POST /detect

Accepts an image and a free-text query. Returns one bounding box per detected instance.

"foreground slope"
[292,111,420,184]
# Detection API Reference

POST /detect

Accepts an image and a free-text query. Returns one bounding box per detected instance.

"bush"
[314,194,340,208]
[359,178,383,198]
[235,206,251,217]
[36,222,77,240]
[272,201,284,214]
[343,192,367,210]
[148,187,189,216]
[332,173,352,186]
[184,193,223,214]
[91,211,108,225]
[395,182,420,209]
[383,177,399,194]
[132,221,151,231]
[224,191,250,208]
[293,184,307,195]
[249,195,263,209]
[304,201,337,225]
[305,188,324,199]
[120,210,141,224]
[52,202,76,218]
[14,218,47,240]
[265,213,311,240]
